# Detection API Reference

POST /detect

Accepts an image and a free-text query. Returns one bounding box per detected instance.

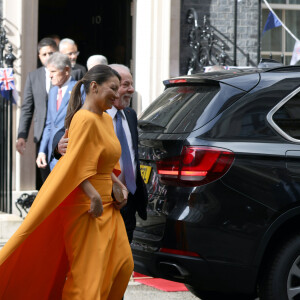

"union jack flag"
[0,68,15,91]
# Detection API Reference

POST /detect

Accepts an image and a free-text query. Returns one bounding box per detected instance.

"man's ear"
[65,66,71,76]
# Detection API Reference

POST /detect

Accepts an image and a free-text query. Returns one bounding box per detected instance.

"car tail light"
[163,79,187,85]
[156,146,234,187]
[168,79,187,84]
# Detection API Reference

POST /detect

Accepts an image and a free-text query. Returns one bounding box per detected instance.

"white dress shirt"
[106,106,137,185]
[58,76,71,99]
[45,67,51,94]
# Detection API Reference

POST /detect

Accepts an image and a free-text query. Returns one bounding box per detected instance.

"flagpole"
[257,0,261,65]
[9,88,12,213]
[234,0,237,66]
[263,0,299,42]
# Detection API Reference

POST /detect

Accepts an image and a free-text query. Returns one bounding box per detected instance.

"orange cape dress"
[0,110,133,300]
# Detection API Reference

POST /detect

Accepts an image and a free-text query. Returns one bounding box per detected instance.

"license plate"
[140,165,152,184]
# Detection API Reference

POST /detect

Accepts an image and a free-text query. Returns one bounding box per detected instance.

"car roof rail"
[258,58,284,69]
[264,65,300,73]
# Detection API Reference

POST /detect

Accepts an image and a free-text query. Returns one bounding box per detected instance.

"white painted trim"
[133,0,180,114]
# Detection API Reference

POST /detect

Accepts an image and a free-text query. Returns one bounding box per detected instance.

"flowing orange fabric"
[0,110,134,300]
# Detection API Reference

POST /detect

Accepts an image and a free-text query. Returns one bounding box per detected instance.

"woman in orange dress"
[0,65,134,299]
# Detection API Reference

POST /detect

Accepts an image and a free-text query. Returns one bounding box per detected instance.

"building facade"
[1,0,299,196]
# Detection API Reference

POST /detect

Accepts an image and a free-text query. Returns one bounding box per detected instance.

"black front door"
[38,0,132,68]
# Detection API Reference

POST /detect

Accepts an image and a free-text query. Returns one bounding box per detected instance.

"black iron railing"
[186,8,256,73]
[0,19,16,213]
[186,11,229,74]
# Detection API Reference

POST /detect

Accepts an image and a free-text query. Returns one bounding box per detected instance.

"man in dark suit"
[59,38,87,76]
[16,37,58,187]
[107,64,148,243]
[52,64,148,243]
[36,53,77,171]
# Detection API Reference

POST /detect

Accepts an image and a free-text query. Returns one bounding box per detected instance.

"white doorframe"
[132,0,180,114]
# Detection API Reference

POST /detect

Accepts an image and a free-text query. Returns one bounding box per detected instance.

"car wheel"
[185,285,255,300]
[259,234,300,300]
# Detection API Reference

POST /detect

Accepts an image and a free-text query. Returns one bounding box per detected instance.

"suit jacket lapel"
[50,86,59,115]
[37,67,47,99]
[57,86,71,114]
[56,79,75,117]
[124,108,138,154]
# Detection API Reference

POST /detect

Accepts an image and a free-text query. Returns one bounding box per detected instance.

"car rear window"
[138,85,221,133]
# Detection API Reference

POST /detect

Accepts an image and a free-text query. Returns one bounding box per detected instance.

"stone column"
[4,0,38,193]
[132,0,181,112]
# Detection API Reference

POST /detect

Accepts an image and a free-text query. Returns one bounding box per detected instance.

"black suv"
[132,66,300,300]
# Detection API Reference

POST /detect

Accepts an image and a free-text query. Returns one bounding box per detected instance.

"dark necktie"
[116,110,137,195]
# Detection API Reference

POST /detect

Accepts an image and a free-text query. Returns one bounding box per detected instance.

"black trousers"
[120,195,136,299]
[120,194,137,243]
[35,142,50,190]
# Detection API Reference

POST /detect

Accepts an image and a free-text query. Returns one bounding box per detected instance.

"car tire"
[185,285,255,300]
[259,234,300,300]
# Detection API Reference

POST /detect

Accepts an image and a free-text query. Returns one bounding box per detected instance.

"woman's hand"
[122,187,129,202]
[111,172,129,210]
[88,195,103,218]
[80,179,103,218]
[113,183,128,210]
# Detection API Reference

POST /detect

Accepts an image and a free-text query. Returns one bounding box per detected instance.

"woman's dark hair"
[65,64,121,128]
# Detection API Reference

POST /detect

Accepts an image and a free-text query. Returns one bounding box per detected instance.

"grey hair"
[87,55,108,70]
[59,38,76,51]
[47,52,71,70]
[109,64,131,74]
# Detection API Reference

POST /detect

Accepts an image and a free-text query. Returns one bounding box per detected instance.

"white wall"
[132,0,180,115]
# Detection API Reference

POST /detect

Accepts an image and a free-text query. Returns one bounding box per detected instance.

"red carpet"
[133,272,188,292]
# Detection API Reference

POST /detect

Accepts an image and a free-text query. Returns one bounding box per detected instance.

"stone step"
[0,213,23,240]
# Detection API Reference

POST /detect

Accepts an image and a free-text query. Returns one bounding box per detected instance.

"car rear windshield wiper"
[138,120,166,129]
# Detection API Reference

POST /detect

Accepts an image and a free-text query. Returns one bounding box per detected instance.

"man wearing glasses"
[59,38,87,76]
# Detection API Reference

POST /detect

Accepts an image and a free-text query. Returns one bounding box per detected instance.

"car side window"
[272,93,300,140]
